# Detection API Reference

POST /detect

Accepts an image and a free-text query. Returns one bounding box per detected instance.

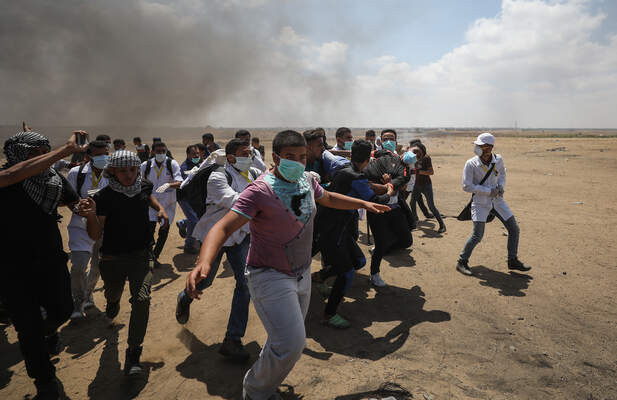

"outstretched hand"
[186,262,209,300]
[364,202,391,214]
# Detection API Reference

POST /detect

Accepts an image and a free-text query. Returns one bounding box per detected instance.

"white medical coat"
[140,157,183,222]
[462,154,513,222]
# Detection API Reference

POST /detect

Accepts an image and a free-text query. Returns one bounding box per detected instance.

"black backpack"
[144,158,173,179]
[182,164,232,218]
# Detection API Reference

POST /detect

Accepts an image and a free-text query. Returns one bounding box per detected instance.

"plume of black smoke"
[0,0,272,126]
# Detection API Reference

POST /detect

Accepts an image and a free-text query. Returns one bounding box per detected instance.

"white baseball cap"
[474,132,495,146]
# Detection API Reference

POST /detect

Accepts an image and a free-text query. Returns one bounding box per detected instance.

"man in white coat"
[176,138,261,361]
[66,140,109,319]
[141,141,183,266]
[456,133,531,276]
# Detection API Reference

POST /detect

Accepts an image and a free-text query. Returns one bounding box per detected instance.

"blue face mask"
[402,151,417,165]
[344,141,353,151]
[91,155,109,169]
[382,140,396,152]
[191,157,201,164]
[276,156,305,182]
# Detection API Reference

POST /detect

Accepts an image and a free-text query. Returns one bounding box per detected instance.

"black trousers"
[148,221,170,260]
[367,207,413,275]
[0,256,73,383]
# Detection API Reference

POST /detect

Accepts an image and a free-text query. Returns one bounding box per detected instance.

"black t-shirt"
[93,180,153,255]
[415,156,432,187]
[0,173,78,265]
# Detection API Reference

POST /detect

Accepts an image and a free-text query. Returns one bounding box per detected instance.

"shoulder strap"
[479,163,495,186]
[166,158,173,175]
[76,163,87,197]
[145,159,152,177]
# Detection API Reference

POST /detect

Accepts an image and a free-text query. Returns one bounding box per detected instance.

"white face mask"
[155,153,166,163]
[234,156,252,172]
[474,145,484,157]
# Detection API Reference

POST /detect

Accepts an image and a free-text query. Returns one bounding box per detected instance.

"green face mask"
[191,157,201,164]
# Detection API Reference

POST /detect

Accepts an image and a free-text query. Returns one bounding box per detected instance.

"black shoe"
[34,377,62,400]
[508,258,531,272]
[219,338,250,361]
[437,225,447,233]
[45,332,63,356]
[124,346,143,376]
[176,220,187,239]
[106,301,120,320]
[425,213,434,219]
[175,291,191,325]
[456,259,472,276]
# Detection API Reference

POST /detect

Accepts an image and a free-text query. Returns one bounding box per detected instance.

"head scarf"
[3,131,62,214]
[104,150,143,197]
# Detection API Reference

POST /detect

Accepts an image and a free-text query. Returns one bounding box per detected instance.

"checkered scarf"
[104,150,143,197]
[3,132,62,214]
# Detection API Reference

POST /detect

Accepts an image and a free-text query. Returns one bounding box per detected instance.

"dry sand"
[2,133,617,399]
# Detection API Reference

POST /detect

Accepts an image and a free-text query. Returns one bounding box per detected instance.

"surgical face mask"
[234,156,252,172]
[155,153,166,163]
[382,140,396,152]
[276,156,305,182]
[344,141,353,151]
[91,154,109,169]
[474,145,484,157]
[402,151,417,166]
[191,157,201,164]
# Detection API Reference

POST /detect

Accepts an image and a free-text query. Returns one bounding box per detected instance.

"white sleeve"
[171,160,183,182]
[251,149,267,172]
[462,161,491,195]
[207,171,240,209]
[140,161,147,177]
[66,167,78,189]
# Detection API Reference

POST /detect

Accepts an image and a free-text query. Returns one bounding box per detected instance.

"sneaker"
[315,282,332,298]
[219,338,250,361]
[508,258,531,272]
[368,246,375,255]
[45,332,63,356]
[425,213,434,219]
[83,294,95,309]
[175,291,191,325]
[105,301,120,320]
[183,245,199,255]
[176,220,187,239]
[438,225,447,233]
[456,259,472,276]
[324,314,351,329]
[243,390,282,400]
[370,273,386,287]
[124,346,143,376]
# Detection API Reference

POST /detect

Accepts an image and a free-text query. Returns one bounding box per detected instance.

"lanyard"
[154,163,165,179]
[239,170,253,182]
[91,172,103,189]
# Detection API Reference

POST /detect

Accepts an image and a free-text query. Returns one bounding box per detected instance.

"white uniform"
[192,164,260,246]
[140,157,183,223]
[462,153,513,222]
[251,147,267,172]
[66,163,109,251]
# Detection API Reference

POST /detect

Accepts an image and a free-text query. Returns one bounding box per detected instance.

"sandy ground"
[2,134,617,399]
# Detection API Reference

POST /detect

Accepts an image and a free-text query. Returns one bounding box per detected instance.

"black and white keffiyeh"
[3,131,62,214]
[103,150,143,197]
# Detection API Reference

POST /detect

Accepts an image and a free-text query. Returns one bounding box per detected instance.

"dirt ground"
[2,134,617,399]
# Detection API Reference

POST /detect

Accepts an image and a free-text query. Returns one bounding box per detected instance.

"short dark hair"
[86,140,108,156]
[113,138,125,146]
[303,129,324,144]
[225,139,250,156]
[152,141,167,151]
[235,129,251,139]
[351,140,373,163]
[133,137,142,143]
[412,142,426,156]
[251,137,260,143]
[152,137,162,143]
[335,127,351,138]
[409,139,422,146]
[96,134,111,142]
[381,129,397,139]
[273,130,306,154]
[365,130,376,137]
[195,143,206,152]
[202,133,214,141]
[186,144,198,155]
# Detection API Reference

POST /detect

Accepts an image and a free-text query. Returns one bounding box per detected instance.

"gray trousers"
[243,266,311,400]
[69,238,102,309]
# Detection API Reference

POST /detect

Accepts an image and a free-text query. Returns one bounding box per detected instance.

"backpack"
[76,163,87,197]
[144,158,173,179]
[182,164,232,218]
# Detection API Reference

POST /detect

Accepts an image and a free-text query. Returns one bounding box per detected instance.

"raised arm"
[0,131,87,188]
[316,190,391,213]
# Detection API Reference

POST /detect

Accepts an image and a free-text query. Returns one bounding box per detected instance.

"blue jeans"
[411,183,445,227]
[460,214,520,262]
[178,199,199,248]
[180,235,250,341]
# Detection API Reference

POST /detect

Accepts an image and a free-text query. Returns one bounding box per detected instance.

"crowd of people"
[0,126,531,400]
